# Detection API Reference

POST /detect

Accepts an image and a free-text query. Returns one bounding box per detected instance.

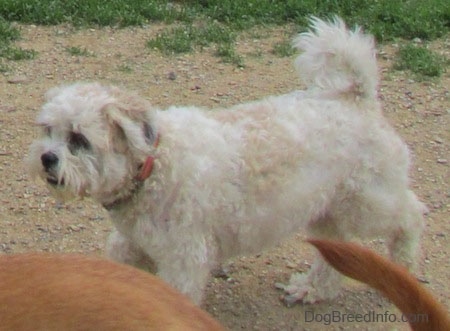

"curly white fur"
[27,17,426,305]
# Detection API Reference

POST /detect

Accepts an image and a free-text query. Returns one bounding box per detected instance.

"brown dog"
[0,253,225,331]
[309,239,450,331]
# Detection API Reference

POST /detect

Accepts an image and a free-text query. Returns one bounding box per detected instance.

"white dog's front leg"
[106,230,157,273]
[155,238,215,305]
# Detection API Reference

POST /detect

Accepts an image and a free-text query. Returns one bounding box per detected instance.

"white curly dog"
[27,17,426,305]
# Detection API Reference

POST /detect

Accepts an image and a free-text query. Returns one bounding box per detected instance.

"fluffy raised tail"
[294,17,378,101]
[308,239,450,331]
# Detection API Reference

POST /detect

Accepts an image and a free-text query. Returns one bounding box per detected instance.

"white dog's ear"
[104,105,156,158]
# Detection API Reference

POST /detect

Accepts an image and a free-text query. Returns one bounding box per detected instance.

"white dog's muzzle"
[40,151,63,186]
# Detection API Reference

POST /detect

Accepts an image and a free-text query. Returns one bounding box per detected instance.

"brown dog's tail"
[308,239,450,331]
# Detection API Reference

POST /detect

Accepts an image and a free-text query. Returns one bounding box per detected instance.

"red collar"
[136,133,160,181]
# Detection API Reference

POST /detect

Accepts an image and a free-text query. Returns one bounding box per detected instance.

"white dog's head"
[26,83,158,206]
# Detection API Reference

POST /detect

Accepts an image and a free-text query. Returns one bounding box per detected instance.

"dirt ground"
[0,24,448,330]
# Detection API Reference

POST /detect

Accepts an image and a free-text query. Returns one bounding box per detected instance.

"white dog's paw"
[275,273,324,306]
[276,266,342,306]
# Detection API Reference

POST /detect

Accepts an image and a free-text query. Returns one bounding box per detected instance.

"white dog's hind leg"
[279,254,343,306]
[277,217,345,305]
[387,190,425,270]
[106,230,157,273]
[279,189,425,306]
[388,228,421,270]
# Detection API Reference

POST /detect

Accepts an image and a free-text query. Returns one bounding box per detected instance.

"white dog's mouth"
[46,174,64,186]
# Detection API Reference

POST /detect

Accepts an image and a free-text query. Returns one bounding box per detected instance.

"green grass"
[194,0,449,41]
[0,0,448,69]
[0,0,194,26]
[0,47,36,60]
[147,26,196,54]
[0,17,36,62]
[0,0,447,38]
[66,46,94,57]
[0,17,20,43]
[147,23,235,54]
[394,44,447,79]
[0,65,8,72]
[272,40,296,57]
[117,63,134,73]
[215,43,244,67]
[146,22,239,64]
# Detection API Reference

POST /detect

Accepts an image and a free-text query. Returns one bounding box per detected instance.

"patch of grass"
[353,1,449,42]
[0,17,20,44]
[0,47,36,60]
[216,43,244,67]
[0,0,448,69]
[1,0,447,39]
[197,22,235,46]
[0,17,36,62]
[66,46,94,57]
[147,26,195,54]
[247,48,263,58]
[272,40,295,57]
[117,63,133,73]
[192,0,449,41]
[0,0,194,27]
[147,22,235,54]
[394,43,447,79]
[147,22,239,64]
[0,62,9,72]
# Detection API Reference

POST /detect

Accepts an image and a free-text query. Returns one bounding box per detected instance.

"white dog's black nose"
[41,152,59,171]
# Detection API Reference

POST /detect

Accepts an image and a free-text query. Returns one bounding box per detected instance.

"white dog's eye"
[68,132,91,154]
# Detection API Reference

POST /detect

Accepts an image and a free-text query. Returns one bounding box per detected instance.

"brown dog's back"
[0,253,225,331]
[308,239,449,331]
